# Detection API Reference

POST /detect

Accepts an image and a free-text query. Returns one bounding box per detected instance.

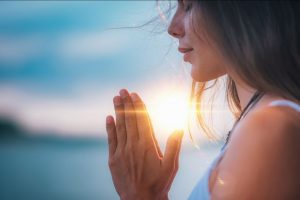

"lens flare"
[147,91,189,139]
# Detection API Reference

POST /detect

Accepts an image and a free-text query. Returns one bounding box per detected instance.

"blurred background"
[0,1,233,200]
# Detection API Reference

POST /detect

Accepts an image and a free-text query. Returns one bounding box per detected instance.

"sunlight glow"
[147,90,190,137]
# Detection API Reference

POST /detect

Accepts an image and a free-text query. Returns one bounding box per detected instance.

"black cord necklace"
[223,91,264,148]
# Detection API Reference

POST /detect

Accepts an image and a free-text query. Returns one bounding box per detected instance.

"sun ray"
[147,90,190,140]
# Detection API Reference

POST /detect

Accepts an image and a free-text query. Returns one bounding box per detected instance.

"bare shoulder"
[235,105,300,144]
[211,105,300,199]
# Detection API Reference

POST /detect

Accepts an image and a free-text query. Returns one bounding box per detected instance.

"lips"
[178,47,193,53]
[178,47,193,62]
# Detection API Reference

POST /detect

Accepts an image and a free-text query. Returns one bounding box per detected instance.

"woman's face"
[168,0,227,82]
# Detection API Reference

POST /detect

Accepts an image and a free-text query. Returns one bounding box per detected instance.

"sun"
[147,90,190,138]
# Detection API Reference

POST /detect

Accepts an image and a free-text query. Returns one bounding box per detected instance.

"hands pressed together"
[106,89,184,200]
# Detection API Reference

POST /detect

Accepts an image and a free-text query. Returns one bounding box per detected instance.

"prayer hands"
[106,89,183,200]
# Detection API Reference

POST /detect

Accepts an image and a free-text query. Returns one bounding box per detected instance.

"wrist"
[120,191,168,200]
[142,193,168,200]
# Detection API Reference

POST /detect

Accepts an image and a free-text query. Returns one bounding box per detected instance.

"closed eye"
[178,0,193,12]
[184,3,192,12]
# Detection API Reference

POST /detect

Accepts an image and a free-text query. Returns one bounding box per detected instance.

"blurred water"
[0,136,220,200]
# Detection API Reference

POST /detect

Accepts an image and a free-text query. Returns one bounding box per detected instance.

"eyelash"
[179,0,192,12]
[184,3,192,12]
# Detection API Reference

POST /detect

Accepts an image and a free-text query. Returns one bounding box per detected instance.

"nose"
[167,13,185,39]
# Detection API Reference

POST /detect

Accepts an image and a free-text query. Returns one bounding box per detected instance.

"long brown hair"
[160,1,300,139]
[191,1,300,138]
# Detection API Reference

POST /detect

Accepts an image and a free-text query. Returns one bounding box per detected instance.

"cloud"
[58,30,130,61]
[0,1,64,20]
[0,29,131,67]
[0,35,45,67]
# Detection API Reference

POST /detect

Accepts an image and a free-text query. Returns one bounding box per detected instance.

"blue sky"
[0,1,194,137]
[0,1,174,89]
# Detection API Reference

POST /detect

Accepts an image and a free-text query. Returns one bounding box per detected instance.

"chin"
[191,64,227,82]
[191,68,214,82]
[191,75,213,82]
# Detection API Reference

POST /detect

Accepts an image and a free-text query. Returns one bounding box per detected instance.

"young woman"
[105,1,300,199]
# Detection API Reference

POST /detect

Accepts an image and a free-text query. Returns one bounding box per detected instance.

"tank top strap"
[269,99,300,113]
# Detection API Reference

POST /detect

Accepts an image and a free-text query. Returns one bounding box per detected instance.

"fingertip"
[119,88,128,93]
[113,96,122,106]
[130,92,139,102]
[177,130,184,139]
[178,132,184,146]
[119,89,129,99]
[172,130,184,139]
[106,115,114,124]
[169,130,183,146]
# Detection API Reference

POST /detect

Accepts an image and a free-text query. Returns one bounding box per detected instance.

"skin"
[106,0,300,199]
[106,91,183,200]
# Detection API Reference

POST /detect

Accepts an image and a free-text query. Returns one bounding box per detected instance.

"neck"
[234,80,256,111]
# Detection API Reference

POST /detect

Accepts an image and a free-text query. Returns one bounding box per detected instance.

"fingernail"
[113,96,122,105]
[120,89,128,99]
[177,130,184,140]
[130,93,139,102]
[106,116,113,124]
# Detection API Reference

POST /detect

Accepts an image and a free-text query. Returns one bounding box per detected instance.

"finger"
[113,95,126,149]
[106,115,117,156]
[120,89,139,144]
[143,100,163,157]
[130,92,163,157]
[166,130,183,190]
[162,130,183,173]
[174,131,183,171]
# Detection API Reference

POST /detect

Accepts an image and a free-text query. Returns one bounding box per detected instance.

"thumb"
[162,130,183,171]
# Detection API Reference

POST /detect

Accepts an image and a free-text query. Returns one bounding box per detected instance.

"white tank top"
[269,99,300,112]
